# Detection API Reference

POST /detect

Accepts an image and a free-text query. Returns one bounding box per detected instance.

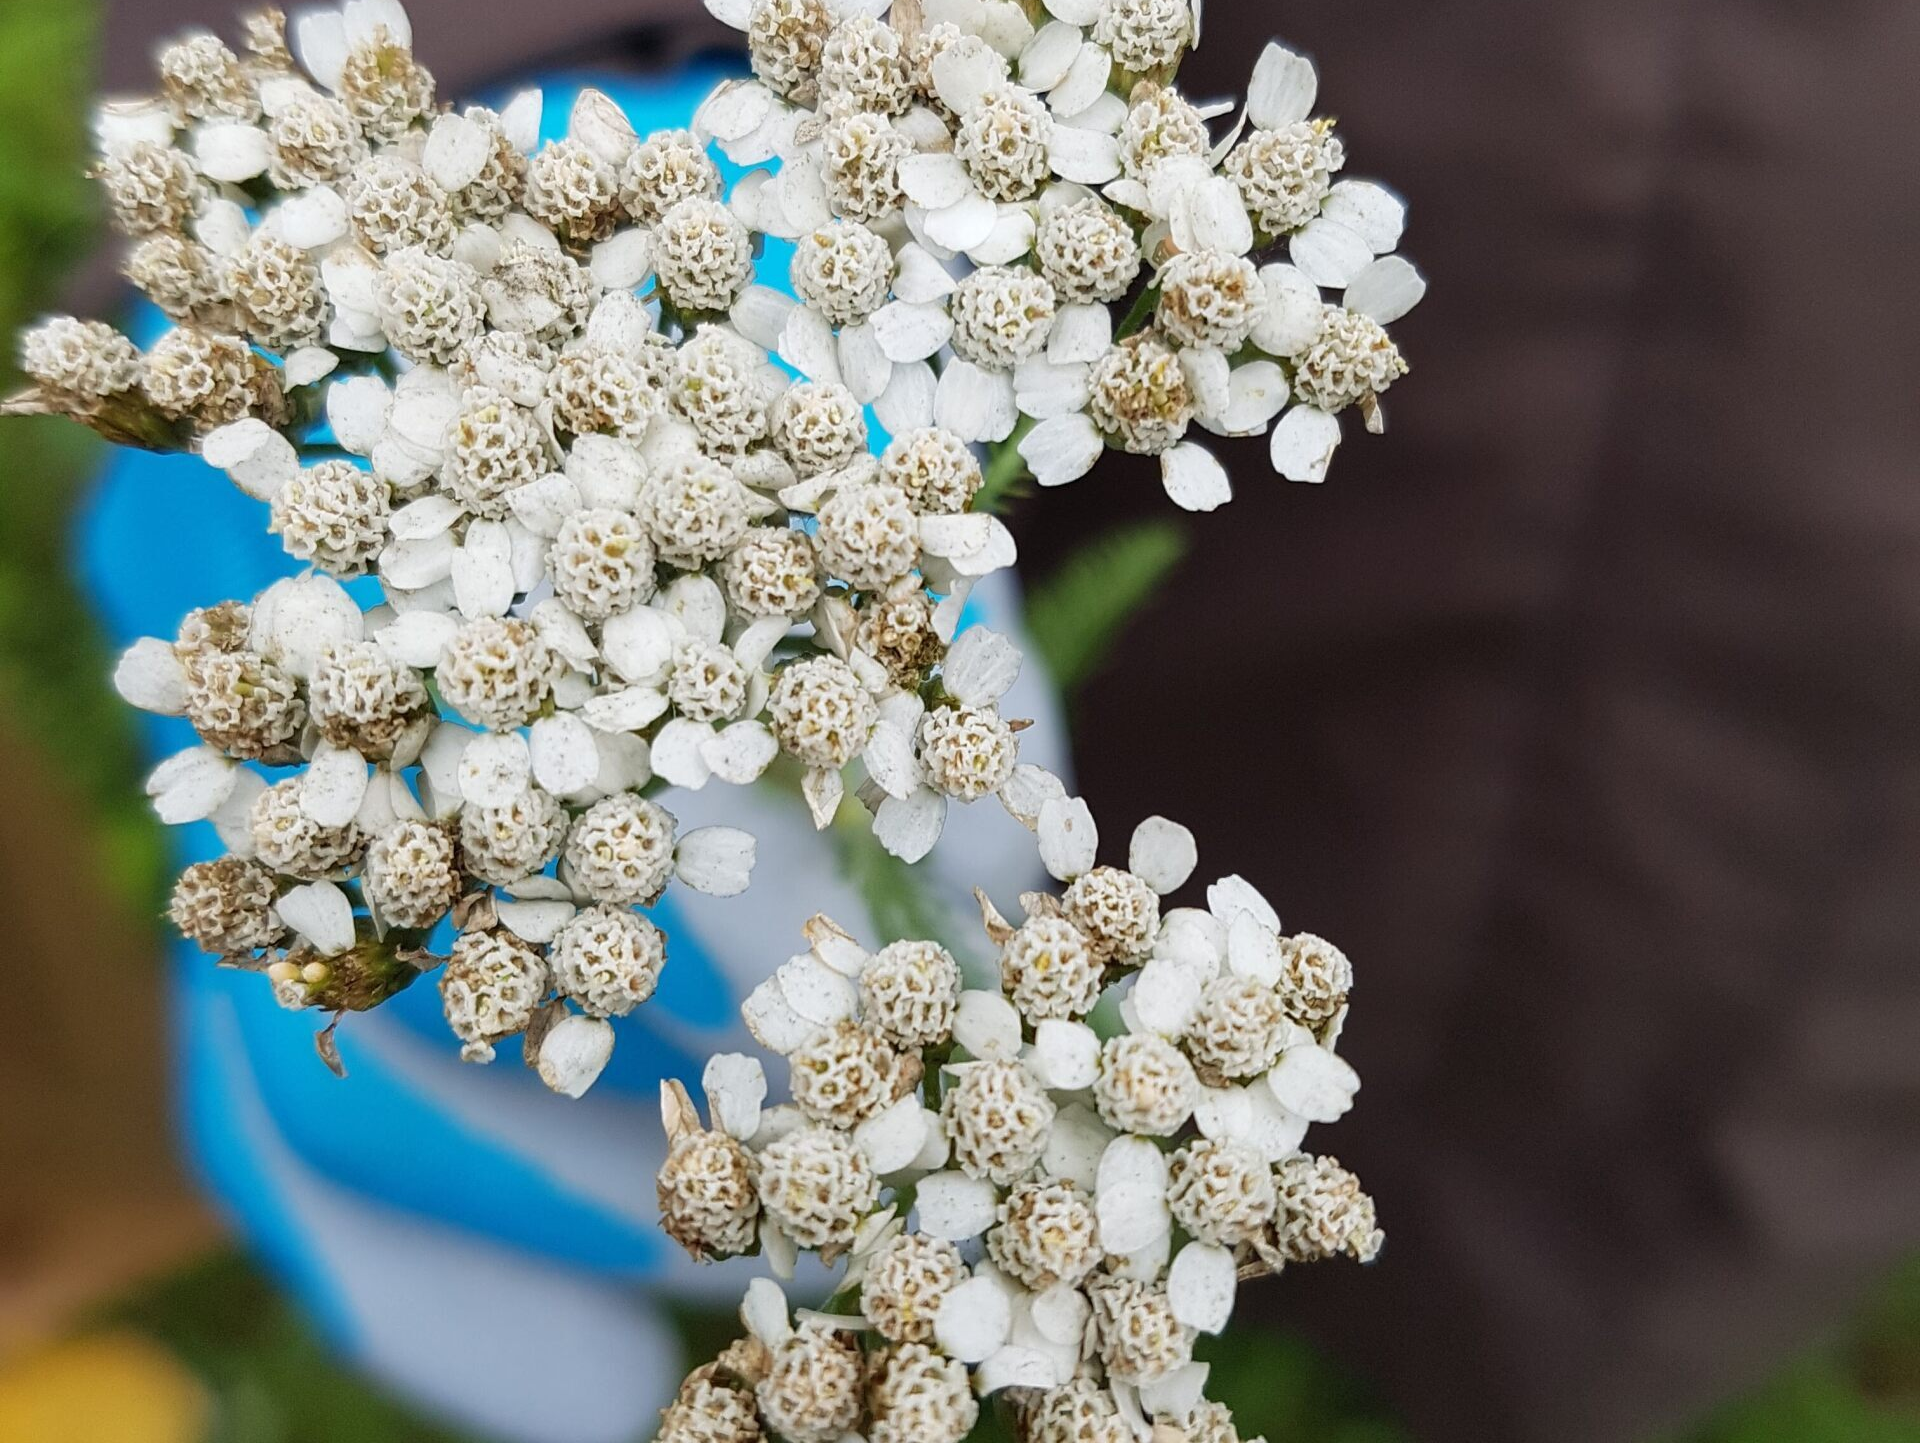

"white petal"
[1043,1103,1115,1190]
[567,434,646,511]
[837,322,891,403]
[943,625,1023,707]
[388,493,464,541]
[998,763,1066,828]
[495,898,576,944]
[326,375,392,454]
[1030,1283,1091,1349]
[695,79,773,143]
[1344,255,1428,325]
[953,990,1024,1061]
[1269,405,1342,484]
[652,717,716,790]
[704,1052,769,1140]
[1267,1044,1359,1123]
[740,1277,792,1350]
[536,1014,616,1098]
[374,609,460,669]
[935,1276,1013,1364]
[935,361,1018,443]
[931,41,1010,114]
[1173,176,1254,256]
[193,121,271,182]
[675,825,756,896]
[1160,441,1232,512]
[872,299,954,363]
[924,192,1000,252]
[1048,125,1121,184]
[1047,303,1110,364]
[874,358,938,434]
[1013,357,1090,419]
[1018,411,1104,488]
[590,227,654,290]
[1214,359,1291,436]
[1242,1086,1311,1160]
[1130,957,1205,1037]
[452,520,516,619]
[899,152,972,209]
[423,112,490,190]
[301,743,370,827]
[920,511,1018,578]
[976,1345,1058,1395]
[702,721,779,785]
[893,244,958,304]
[114,638,188,715]
[273,185,349,249]
[966,206,1036,266]
[916,1170,1000,1242]
[1050,47,1111,121]
[282,348,338,387]
[1248,43,1319,129]
[1168,1242,1236,1332]
[1323,180,1406,255]
[459,730,531,807]
[777,305,842,384]
[529,713,600,796]
[380,532,457,590]
[1290,217,1376,289]
[279,881,356,957]
[1028,1018,1100,1090]
[601,605,677,684]
[1037,795,1098,881]
[146,746,237,825]
[1182,346,1231,427]
[863,707,924,802]
[1206,874,1280,931]
[1096,1183,1171,1253]
[1140,1361,1213,1421]
[731,284,796,350]
[1019,22,1083,91]
[802,766,845,829]
[1128,816,1197,894]
[854,1095,931,1174]
[498,89,543,152]
[1225,911,1283,985]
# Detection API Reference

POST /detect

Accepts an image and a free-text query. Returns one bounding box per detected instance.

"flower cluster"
[45,1,1113,1083]
[690,0,1425,509]
[656,800,1379,1442]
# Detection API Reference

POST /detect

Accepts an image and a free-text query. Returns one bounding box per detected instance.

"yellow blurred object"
[0,1332,208,1443]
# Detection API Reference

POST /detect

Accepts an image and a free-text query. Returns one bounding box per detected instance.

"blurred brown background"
[4,1,1916,1441]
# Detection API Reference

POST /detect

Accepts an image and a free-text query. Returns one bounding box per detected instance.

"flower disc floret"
[564,793,678,905]
[1088,332,1194,454]
[550,903,668,1017]
[438,617,556,731]
[814,482,918,590]
[768,655,877,768]
[756,1124,878,1251]
[439,929,547,1063]
[942,1059,1055,1184]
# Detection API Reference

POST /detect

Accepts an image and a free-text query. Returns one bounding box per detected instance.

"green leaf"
[1024,519,1188,695]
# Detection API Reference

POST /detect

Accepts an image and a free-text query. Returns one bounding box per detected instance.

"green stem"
[974,415,1036,515]
[1114,281,1163,341]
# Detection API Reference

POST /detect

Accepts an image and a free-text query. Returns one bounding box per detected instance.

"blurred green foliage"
[1677,1256,1920,1443]
[1025,519,1187,698]
[0,0,169,923]
[103,1252,473,1443]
